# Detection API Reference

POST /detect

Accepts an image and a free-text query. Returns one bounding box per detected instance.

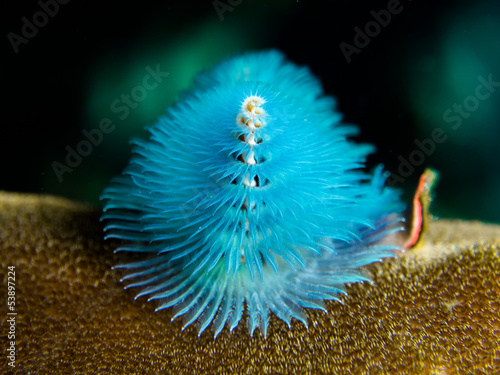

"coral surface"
[1,191,500,374]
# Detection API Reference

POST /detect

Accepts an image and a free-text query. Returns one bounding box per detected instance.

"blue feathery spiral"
[101,50,403,338]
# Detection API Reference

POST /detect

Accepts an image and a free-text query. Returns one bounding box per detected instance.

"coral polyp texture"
[101,50,403,337]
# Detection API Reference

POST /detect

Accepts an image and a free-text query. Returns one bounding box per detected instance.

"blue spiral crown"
[101,50,403,338]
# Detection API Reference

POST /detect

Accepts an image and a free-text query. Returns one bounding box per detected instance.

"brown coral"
[1,191,499,374]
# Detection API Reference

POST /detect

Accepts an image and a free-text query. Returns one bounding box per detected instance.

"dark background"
[2,0,500,223]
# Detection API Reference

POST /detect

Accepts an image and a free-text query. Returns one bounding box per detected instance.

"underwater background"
[2,0,500,224]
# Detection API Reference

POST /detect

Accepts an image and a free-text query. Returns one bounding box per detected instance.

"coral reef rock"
[1,191,500,374]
